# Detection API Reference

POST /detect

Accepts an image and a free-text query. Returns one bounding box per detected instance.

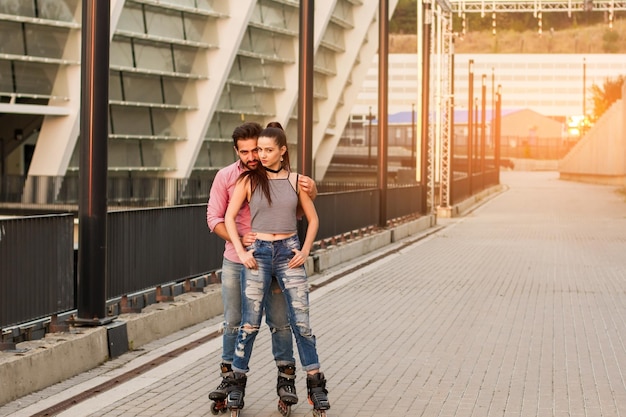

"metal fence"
[0,215,75,329]
[107,204,224,299]
[1,181,430,342]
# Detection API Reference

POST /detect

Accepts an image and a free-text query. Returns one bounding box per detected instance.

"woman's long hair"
[239,123,290,205]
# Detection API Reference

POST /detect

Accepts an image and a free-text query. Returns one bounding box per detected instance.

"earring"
[280,157,283,162]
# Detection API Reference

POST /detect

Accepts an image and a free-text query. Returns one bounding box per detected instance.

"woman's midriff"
[255,232,296,241]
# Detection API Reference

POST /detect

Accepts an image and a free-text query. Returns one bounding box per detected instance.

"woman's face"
[257,136,285,169]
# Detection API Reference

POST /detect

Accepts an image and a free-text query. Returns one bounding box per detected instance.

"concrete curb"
[438,184,504,218]
[0,327,109,406]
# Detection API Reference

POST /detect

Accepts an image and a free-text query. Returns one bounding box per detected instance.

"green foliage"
[390,0,417,34]
[602,30,620,52]
[390,1,622,35]
[590,75,624,121]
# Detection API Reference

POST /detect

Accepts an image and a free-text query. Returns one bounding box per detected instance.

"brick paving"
[2,171,626,417]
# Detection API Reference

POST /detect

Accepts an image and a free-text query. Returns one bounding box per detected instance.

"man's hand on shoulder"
[298,175,317,200]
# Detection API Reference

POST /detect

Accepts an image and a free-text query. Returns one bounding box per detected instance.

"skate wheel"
[211,400,227,415]
[277,399,291,416]
[312,410,327,417]
[229,409,240,417]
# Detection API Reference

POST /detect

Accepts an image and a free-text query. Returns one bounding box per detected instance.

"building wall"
[0,0,397,186]
[559,84,626,183]
[500,108,564,139]
[352,53,626,120]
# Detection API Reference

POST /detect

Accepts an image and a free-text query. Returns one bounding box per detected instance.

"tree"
[390,0,417,34]
[590,75,624,121]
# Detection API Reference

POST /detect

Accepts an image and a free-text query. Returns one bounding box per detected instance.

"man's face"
[235,138,259,171]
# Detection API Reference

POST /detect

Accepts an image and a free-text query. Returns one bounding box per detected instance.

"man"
[206,122,317,412]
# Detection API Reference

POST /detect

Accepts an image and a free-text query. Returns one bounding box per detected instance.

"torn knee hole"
[242,324,259,332]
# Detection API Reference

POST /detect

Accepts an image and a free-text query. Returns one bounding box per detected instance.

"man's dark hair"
[232,122,262,148]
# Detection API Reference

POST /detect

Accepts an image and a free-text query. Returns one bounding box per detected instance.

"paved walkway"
[3,171,626,417]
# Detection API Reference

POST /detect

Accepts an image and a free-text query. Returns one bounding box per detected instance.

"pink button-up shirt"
[206,160,251,263]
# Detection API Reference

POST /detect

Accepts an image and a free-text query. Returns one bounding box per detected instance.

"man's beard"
[243,160,259,170]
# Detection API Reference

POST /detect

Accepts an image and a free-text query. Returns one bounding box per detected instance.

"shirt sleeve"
[206,170,228,232]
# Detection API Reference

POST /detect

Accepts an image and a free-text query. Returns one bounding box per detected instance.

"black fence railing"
[450,164,500,206]
[316,189,380,240]
[0,214,75,329]
[107,205,224,299]
[0,181,429,340]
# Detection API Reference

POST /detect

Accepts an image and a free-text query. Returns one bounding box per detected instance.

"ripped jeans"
[220,258,294,365]
[232,235,320,373]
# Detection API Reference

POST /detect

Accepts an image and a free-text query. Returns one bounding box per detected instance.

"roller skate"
[208,363,233,415]
[307,372,330,417]
[276,364,298,416]
[226,372,247,417]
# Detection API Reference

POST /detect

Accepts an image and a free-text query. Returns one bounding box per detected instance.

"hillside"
[390,19,626,53]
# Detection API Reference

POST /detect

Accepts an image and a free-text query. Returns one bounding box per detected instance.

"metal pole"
[77,0,110,323]
[474,97,479,178]
[411,102,416,170]
[491,67,495,147]
[467,59,474,195]
[582,57,586,134]
[481,74,487,180]
[297,0,314,178]
[583,57,586,118]
[378,0,389,227]
[367,106,374,167]
[296,0,313,245]
[420,1,431,214]
[495,84,502,184]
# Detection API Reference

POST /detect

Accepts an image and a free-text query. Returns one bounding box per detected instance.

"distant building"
[351,53,626,121]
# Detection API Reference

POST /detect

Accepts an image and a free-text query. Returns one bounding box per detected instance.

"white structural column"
[168,0,256,179]
[312,0,399,181]
[27,0,127,178]
[271,1,331,133]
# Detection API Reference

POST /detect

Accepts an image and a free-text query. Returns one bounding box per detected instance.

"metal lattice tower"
[436,9,454,210]
[451,0,626,14]
[428,0,626,216]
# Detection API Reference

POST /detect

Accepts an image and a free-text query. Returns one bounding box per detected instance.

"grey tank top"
[250,176,298,234]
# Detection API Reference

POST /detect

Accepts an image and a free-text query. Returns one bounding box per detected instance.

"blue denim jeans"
[232,235,320,373]
[220,258,294,365]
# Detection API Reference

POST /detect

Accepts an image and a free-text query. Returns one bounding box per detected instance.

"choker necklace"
[265,166,283,174]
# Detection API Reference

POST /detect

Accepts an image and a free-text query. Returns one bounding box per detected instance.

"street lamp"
[366,106,375,167]
[411,103,416,170]
[468,59,474,192]
[582,57,587,134]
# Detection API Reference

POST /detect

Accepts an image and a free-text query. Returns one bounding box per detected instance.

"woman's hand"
[239,249,257,270]
[289,248,309,269]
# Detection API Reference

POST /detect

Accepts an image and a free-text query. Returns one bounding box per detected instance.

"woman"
[224,124,330,416]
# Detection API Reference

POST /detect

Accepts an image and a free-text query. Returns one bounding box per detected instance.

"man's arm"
[212,222,230,242]
[206,170,229,233]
